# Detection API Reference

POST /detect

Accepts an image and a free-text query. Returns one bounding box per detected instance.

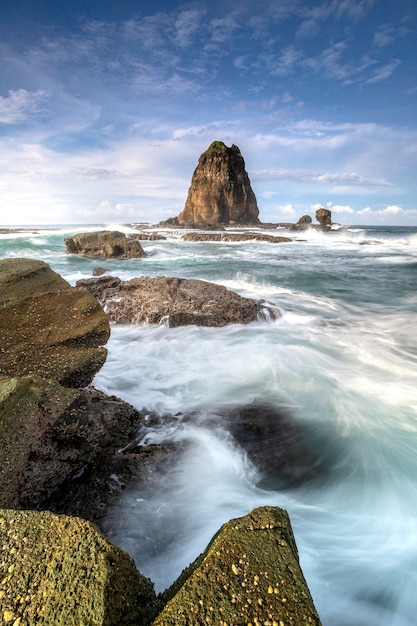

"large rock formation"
[64,231,146,258]
[0,509,157,625]
[315,208,332,229]
[175,141,260,226]
[0,258,110,387]
[76,275,280,327]
[154,506,322,625]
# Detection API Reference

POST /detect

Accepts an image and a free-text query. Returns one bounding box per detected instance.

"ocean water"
[1,223,417,625]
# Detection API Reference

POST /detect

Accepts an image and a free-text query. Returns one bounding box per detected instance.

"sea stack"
[176,141,260,227]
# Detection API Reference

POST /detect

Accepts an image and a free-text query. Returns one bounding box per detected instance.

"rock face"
[0,509,157,625]
[64,230,146,258]
[154,506,322,625]
[76,275,280,327]
[0,375,148,517]
[0,258,110,387]
[315,208,332,229]
[175,141,260,226]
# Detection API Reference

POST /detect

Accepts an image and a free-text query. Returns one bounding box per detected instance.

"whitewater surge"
[1,223,417,625]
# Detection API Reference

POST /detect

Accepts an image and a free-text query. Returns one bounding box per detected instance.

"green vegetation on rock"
[153,506,322,625]
[0,509,156,625]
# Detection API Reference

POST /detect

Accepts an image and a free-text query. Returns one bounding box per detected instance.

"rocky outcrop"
[154,506,322,625]
[0,509,157,625]
[0,375,148,517]
[182,232,292,243]
[76,275,280,327]
[296,214,313,230]
[64,230,146,258]
[173,141,260,226]
[0,258,110,387]
[315,208,332,229]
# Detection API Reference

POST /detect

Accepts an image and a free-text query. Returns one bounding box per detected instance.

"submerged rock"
[225,402,321,489]
[170,141,260,226]
[0,508,157,625]
[77,275,280,327]
[64,230,146,258]
[0,258,109,387]
[154,506,322,625]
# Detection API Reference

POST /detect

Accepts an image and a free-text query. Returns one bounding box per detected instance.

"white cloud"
[366,59,401,84]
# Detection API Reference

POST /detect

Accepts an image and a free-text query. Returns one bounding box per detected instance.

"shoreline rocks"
[0,258,110,387]
[64,230,146,258]
[76,275,280,327]
[0,257,322,624]
[154,506,322,625]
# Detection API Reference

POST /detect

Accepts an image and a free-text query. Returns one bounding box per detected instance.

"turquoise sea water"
[1,223,417,625]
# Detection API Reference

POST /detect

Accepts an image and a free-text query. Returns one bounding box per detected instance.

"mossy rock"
[0,258,110,387]
[0,509,156,625]
[153,506,321,625]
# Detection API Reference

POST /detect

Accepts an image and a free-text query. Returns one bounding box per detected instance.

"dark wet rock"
[64,230,146,258]
[225,402,321,489]
[0,508,157,625]
[0,375,148,518]
[165,141,260,226]
[76,275,122,301]
[182,231,292,243]
[77,275,280,327]
[154,506,322,626]
[0,258,110,387]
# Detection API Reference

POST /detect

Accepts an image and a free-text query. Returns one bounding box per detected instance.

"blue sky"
[0,0,416,226]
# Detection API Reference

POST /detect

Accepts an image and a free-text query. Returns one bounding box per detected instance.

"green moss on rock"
[0,509,156,625]
[153,506,321,625]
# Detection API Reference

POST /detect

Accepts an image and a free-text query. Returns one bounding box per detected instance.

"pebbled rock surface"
[153,506,322,625]
[64,230,146,258]
[0,258,110,387]
[0,508,157,625]
[174,141,260,226]
[76,275,280,327]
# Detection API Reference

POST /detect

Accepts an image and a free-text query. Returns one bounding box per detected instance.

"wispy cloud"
[0,89,48,124]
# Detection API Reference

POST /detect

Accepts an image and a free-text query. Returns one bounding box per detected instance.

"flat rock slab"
[76,275,280,327]
[0,509,156,625]
[153,506,322,625]
[183,232,292,243]
[0,258,110,387]
[65,230,146,258]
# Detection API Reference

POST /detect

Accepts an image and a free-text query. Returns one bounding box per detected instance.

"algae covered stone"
[153,506,321,625]
[0,509,156,625]
[0,258,110,387]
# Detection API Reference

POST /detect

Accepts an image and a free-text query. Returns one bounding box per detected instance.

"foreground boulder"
[0,509,157,625]
[76,275,279,327]
[0,258,110,387]
[0,375,147,516]
[168,141,260,227]
[65,230,146,258]
[154,506,321,625]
